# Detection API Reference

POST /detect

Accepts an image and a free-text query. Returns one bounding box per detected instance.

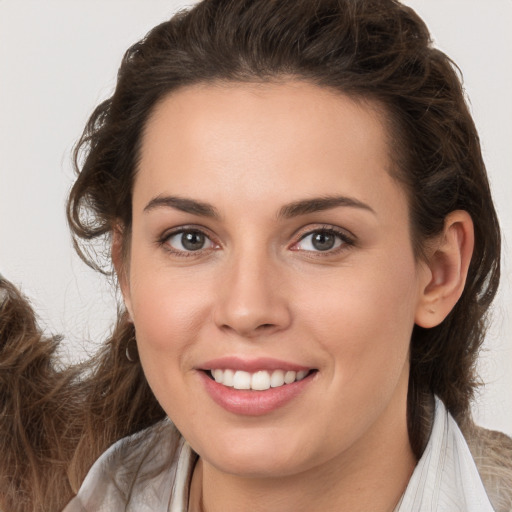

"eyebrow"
[278,196,376,219]
[143,194,375,219]
[143,195,219,217]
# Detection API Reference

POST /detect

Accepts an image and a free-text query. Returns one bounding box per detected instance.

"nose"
[213,249,292,338]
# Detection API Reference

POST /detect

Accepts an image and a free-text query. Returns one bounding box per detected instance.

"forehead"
[135,81,405,222]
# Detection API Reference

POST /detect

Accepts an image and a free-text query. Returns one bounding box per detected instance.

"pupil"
[312,232,335,251]
[182,232,205,251]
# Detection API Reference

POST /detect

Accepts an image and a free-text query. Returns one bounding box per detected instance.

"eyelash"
[158,225,355,258]
[291,226,354,256]
[158,226,219,258]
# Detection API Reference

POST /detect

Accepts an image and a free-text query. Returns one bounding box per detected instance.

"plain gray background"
[1,0,511,435]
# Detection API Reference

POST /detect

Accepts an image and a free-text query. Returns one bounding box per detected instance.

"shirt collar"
[395,396,494,511]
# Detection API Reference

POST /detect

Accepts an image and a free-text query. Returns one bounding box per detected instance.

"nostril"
[256,323,276,331]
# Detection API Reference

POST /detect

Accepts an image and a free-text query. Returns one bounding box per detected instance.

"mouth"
[197,357,318,415]
[206,368,315,391]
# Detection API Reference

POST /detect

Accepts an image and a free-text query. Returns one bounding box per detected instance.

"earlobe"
[112,226,133,319]
[415,211,474,328]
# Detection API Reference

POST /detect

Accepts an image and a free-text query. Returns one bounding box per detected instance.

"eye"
[293,229,348,252]
[164,229,216,253]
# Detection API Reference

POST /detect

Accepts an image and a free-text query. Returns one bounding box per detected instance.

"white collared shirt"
[64,397,495,511]
[394,397,494,511]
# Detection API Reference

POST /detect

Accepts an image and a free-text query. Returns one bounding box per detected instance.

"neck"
[189,398,416,512]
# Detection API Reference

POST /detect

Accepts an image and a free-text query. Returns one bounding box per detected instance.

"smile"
[199,359,317,415]
[209,369,310,390]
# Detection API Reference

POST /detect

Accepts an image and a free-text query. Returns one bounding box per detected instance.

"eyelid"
[289,224,355,253]
[158,225,220,255]
[157,223,355,257]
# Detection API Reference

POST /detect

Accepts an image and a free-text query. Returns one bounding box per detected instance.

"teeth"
[251,371,271,391]
[223,369,235,387]
[296,370,308,381]
[233,370,251,390]
[210,368,310,390]
[270,369,285,387]
[284,370,296,384]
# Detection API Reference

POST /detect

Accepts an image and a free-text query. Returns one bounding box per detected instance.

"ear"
[112,226,134,320]
[415,210,474,328]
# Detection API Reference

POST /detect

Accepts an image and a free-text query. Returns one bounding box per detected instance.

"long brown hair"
[0,0,502,510]
[0,277,165,510]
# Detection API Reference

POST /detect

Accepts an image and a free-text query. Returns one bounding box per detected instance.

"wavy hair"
[0,0,502,510]
[68,0,501,450]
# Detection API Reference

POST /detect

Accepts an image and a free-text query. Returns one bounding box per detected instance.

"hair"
[0,0,505,510]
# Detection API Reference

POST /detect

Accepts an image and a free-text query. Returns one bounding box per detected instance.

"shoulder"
[64,419,182,511]
[463,423,512,512]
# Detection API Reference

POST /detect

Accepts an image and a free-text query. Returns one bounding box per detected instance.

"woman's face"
[122,82,430,478]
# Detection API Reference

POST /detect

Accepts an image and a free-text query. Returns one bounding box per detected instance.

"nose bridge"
[214,241,290,337]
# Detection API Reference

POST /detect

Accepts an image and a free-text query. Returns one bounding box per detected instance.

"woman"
[1,0,511,511]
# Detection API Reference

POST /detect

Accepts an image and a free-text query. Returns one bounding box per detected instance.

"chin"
[190,425,318,478]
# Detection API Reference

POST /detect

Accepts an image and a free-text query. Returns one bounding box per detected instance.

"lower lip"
[199,371,315,416]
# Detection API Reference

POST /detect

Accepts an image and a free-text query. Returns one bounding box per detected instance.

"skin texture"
[116,82,474,512]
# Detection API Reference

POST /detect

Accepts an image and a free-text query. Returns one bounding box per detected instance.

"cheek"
[127,253,214,383]
[128,271,213,419]
[298,250,419,384]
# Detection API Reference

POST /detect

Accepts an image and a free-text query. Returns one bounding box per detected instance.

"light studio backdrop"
[1,0,511,435]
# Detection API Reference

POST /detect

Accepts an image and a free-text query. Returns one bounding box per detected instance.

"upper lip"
[198,356,312,373]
